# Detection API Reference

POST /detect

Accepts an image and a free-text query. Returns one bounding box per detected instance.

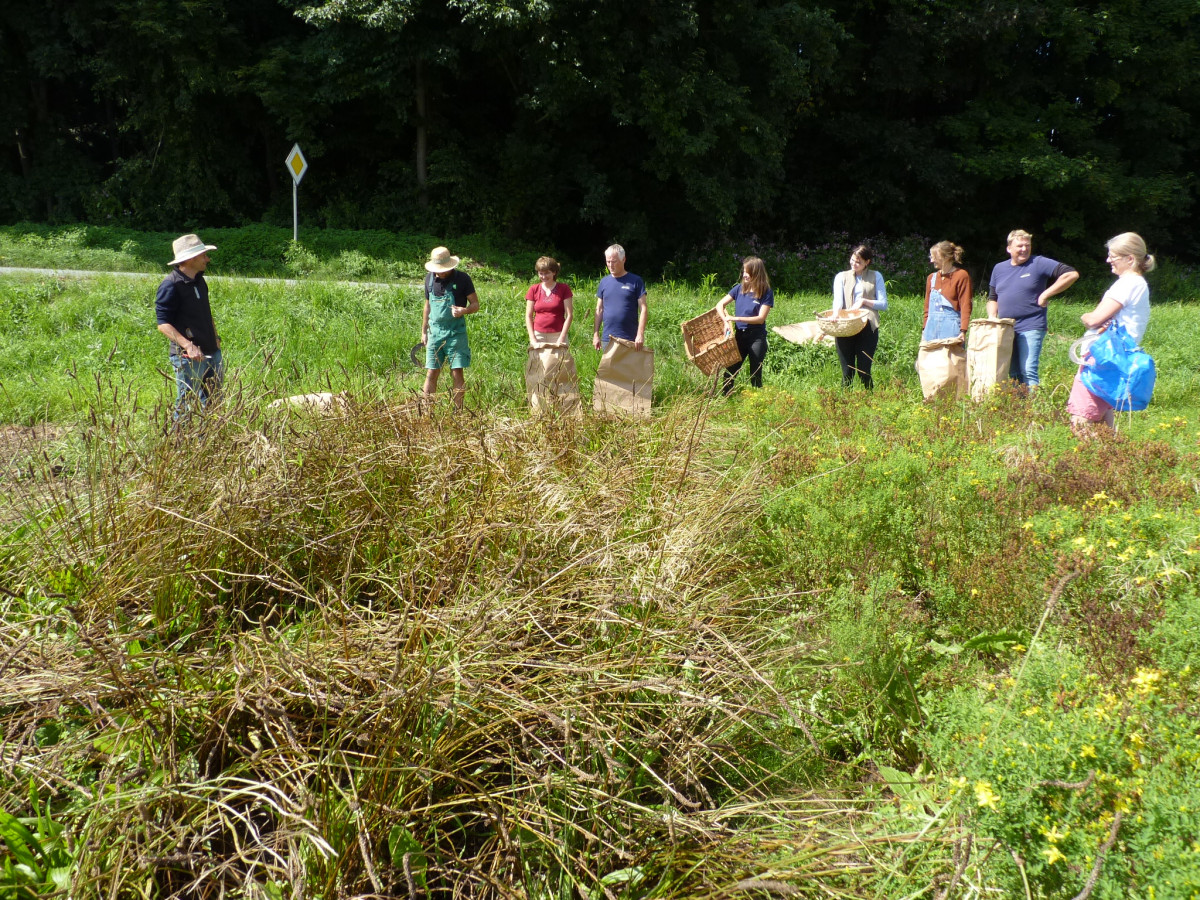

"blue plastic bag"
[1079,323,1156,411]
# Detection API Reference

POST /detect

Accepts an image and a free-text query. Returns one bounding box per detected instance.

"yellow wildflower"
[974,781,999,810]
[1080,745,1097,759]
[1041,824,1069,844]
[1131,669,1162,695]
[1041,846,1066,866]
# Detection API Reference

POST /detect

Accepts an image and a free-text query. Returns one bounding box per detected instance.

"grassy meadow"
[2,230,1200,899]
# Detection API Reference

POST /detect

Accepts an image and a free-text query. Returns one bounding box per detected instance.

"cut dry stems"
[0,393,959,897]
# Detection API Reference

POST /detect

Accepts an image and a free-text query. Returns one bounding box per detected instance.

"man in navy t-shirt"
[593,244,648,350]
[987,229,1079,387]
[156,233,222,419]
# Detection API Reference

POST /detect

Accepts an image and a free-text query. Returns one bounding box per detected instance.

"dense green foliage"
[4,222,1198,303]
[0,223,558,283]
[3,0,1199,268]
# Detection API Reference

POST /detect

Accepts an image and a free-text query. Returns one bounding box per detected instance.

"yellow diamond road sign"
[285,144,308,185]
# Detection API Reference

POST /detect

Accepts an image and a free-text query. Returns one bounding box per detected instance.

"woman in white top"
[831,244,888,389]
[1067,232,1154,429]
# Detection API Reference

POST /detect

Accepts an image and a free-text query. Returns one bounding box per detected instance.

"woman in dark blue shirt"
[716,256,774,395]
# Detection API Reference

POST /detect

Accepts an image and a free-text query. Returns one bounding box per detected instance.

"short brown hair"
[535,256,560,275]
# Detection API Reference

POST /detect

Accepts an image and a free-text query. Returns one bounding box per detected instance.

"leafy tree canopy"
[1,0,1196,268]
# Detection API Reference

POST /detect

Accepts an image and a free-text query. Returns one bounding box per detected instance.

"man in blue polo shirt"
[156,233,222,418]
[987,229,1079,388]
[593,244,648,351]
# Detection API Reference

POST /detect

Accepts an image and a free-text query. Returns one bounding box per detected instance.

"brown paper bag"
[967,318,1016,400]
[771,321,836,347]
[917,336,967,401]
[525,345,582,415]
[593,337,653,416]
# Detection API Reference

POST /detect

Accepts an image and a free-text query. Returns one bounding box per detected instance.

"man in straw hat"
[156,233,222,419]
[421,246,479,410]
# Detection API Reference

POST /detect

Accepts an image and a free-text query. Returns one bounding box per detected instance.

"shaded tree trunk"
[29,77,51,218]
[15,126,32,179]
[415,57,427,208]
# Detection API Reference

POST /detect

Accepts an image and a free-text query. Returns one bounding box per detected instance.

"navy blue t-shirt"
[596,272,646,342]
[728,283,774,334]
[425,269,475,307]
[156,268,218,355]
[988,255,1073,333]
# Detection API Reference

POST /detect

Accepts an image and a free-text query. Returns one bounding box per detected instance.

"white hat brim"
[170,243,217,266]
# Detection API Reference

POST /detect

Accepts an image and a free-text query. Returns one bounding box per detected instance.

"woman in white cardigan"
[831,244,888,389]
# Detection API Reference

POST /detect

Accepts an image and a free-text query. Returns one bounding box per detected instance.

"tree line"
[2,0,1197,271]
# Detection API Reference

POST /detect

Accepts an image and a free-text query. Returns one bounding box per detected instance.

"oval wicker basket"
[815,309,869,337]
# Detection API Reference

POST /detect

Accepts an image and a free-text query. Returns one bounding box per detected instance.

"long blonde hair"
[741,256,770,298]
[1106,232,1156,274]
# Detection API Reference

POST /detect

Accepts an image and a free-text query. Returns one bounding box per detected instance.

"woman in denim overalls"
[922,241,973,342]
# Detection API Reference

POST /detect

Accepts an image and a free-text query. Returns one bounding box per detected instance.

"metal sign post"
[285,144,309,241]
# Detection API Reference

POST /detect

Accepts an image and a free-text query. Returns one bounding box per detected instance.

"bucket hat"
[424,246,461,273]
[169,234,217,266]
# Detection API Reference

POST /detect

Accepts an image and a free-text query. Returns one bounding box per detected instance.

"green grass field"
[2,238,1199,898]
[2,264,1196,424]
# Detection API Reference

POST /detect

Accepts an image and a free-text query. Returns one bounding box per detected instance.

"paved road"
[0,266,417,290]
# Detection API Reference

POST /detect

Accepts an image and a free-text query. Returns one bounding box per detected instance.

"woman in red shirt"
[525,256,574,347]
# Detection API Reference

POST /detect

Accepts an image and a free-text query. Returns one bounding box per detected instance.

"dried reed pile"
[0,395,949,898]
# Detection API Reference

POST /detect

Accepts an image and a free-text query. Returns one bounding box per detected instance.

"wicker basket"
[681,309,742,376]
[815,308,869,337]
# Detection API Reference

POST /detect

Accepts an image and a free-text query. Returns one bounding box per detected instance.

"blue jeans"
[1009,329,1045,386]
[171,349,223,418]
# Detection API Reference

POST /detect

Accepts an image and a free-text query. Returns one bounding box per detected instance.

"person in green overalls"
[422,246,480,410]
